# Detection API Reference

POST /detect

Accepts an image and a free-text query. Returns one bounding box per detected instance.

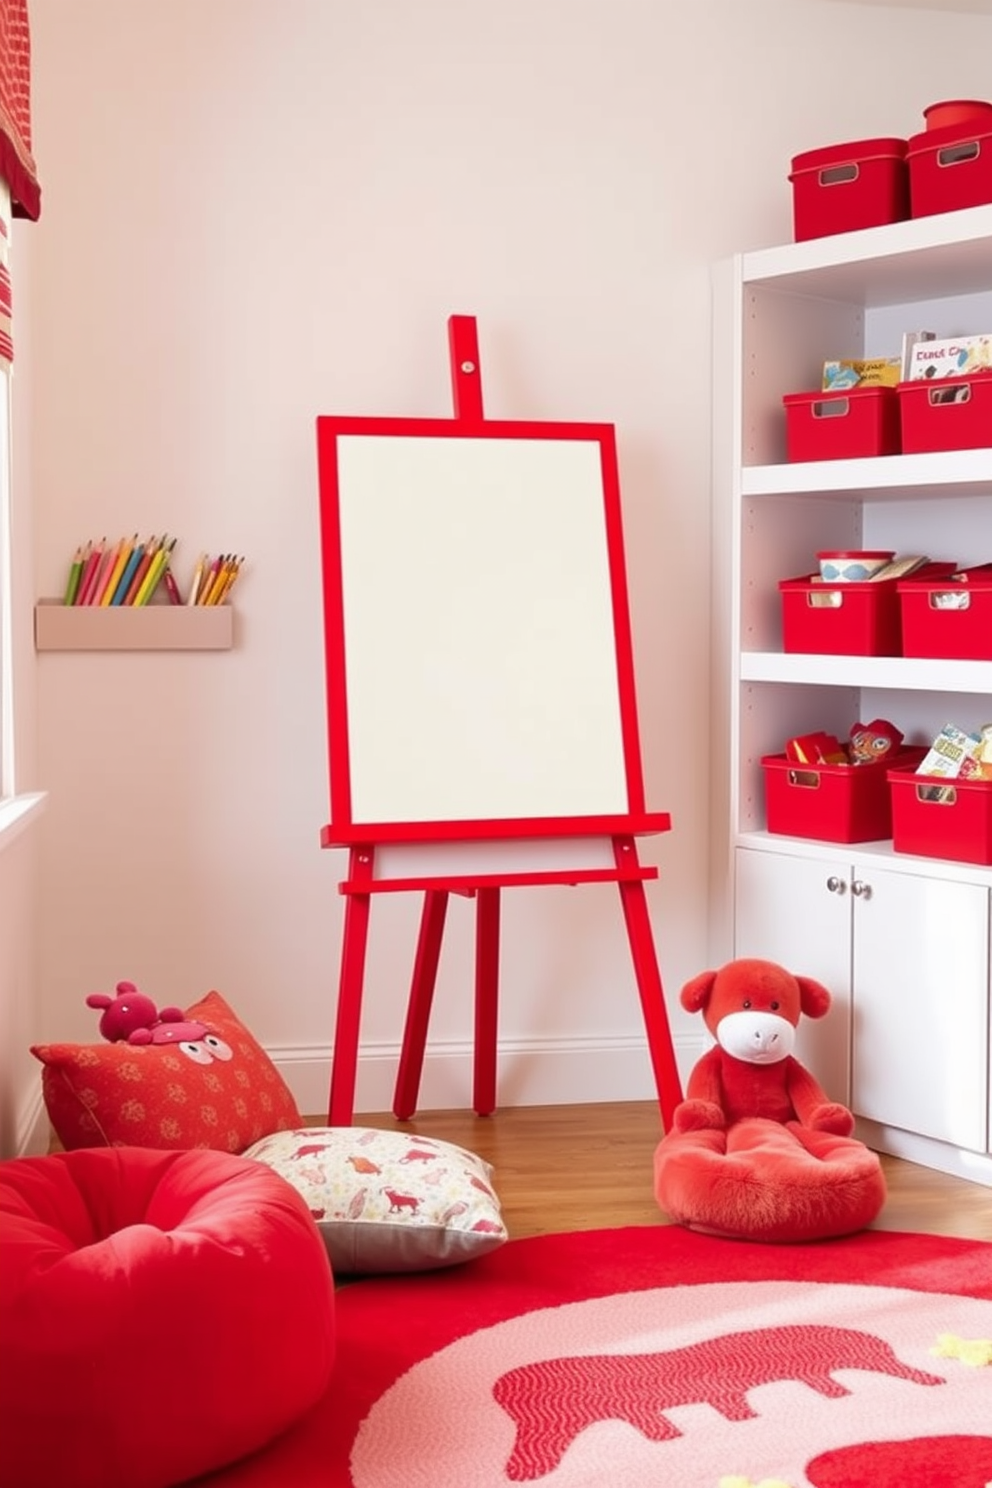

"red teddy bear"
[673,957,854,1136]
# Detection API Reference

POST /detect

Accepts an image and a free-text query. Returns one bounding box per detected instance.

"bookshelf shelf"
[34,600,234,652]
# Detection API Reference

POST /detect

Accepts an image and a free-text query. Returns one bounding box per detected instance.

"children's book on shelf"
[906,332,992,381]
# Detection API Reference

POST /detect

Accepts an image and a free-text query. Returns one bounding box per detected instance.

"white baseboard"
[271,1032,706,1121]
[17,1083,49,1156]
[856,1117,992,1189]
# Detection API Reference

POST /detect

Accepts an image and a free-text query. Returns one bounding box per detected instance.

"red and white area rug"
[201,1225,992,1488]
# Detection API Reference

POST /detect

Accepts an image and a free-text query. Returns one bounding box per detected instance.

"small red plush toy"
[654,958,886,1242]
[86,981,206,1046]
[673,957,854,1136]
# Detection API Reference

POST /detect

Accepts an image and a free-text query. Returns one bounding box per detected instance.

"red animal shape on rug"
[493,1322,942,1481]
[654,958,886,1242]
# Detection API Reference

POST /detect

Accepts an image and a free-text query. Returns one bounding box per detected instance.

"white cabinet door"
[734,847,852,1105]
[851,868,990,1153]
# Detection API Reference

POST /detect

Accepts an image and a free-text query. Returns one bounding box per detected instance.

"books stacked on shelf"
[61,540,244,607]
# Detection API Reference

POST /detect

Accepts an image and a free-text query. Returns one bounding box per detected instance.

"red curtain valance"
[0,0,41,220]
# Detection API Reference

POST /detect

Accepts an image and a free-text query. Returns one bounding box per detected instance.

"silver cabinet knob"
[826,876,847,894]
[851,879,872,900]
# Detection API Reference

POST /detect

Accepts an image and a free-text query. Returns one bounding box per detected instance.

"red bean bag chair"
[0,1146,336,1488]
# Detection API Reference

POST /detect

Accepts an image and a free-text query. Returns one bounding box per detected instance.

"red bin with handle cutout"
[898,374,992,454]
[908,122,992,216]
[789,138,909,240]
[784,387,901,461]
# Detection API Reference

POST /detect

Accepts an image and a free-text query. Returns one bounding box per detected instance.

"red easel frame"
[315,317,683,1128]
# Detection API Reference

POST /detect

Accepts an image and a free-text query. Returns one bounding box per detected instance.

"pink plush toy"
[85,981,206,1046]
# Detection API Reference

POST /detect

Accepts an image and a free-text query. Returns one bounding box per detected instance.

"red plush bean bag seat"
[0,1146,335,1488]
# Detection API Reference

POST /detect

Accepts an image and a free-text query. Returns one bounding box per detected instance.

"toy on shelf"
[785,718,904,768]
[86,981,208,1046]
[654,958,886,1242]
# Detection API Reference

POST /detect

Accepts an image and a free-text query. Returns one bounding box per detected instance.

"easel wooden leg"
[327,846,374,1127]
[473,886,500,1116]
[393,889,449,1120]
[613,837,683,1131]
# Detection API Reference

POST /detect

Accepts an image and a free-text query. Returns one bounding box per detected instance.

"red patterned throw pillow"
[31,990,301,1154]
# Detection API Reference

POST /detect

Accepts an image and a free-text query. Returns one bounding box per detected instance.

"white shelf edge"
[740,651,992,692]
[741,447,992,497]
[735,829,992,888]
[740,204,992,285]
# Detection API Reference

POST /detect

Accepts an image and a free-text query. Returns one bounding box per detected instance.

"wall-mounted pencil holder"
[34,600,234,652]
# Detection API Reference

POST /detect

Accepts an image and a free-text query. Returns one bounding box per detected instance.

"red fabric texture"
[654,1116,887,1242]
[0,0,40,219]
[0,1146,336,1488]
[32,989,302,1153]
[681,1044,850,1129]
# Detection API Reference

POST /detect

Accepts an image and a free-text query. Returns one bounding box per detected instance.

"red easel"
[316,317,683,1129]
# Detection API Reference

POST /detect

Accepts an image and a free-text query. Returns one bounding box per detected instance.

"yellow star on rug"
[930,1332,992,1367]
[719,1477,794,1488]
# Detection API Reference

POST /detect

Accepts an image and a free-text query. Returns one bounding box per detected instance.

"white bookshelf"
[713,202,992,1185]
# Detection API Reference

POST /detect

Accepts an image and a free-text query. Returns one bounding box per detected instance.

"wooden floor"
[350,1101,992,1243]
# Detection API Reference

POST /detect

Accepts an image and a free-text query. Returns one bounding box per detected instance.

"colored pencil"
[63,544,86,606]
[135,537,175,606]
[202,555,231,606]
[76,540,105,605]
[215,556,242,604]
[163,567,182,606]
[186,552,207,606]
[111,536,146,605]
[88,539,122,605]
[75,541,104,604]
[123,536,159,605]
[99,535,135,607]
[197,554,223,605]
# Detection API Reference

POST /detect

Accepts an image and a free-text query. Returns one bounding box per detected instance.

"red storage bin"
[898,563,992,660]
[779,573,900,655]
[783,387,901,462]
[789,138,909,241]
[889,765,992,865]
[763,748,924,843]
[779,563,956,656]
[898,374,992,453]
[907,122,992,217]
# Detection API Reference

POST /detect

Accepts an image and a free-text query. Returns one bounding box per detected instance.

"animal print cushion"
[241,1126,508,1275]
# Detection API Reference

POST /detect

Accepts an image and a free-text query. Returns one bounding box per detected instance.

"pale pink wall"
[11,0,991,1122]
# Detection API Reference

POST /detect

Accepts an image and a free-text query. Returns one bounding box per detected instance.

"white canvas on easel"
[336,433,629,825]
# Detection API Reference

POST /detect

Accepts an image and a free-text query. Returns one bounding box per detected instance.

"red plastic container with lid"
[783,386,901,462]
[789,138,909,241]
[908,119,992,217]
[923,99,992,133]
